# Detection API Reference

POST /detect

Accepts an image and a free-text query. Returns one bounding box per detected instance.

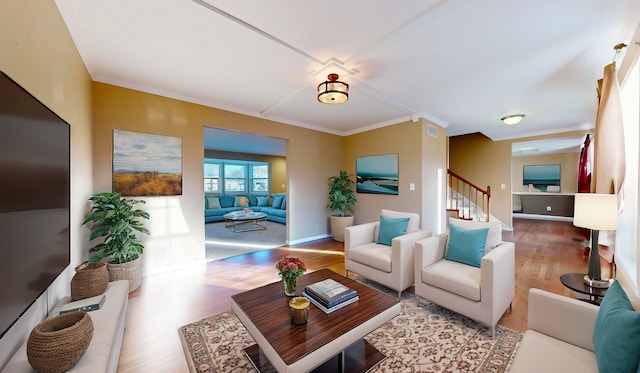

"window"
[617,50,640,293]
[251,164,269,192]
[204,159,270,194]
[204,163,220,192]
[224,164,246,192]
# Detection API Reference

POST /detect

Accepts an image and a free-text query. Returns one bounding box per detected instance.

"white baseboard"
[513,213,573,222]
[288,233,332,246]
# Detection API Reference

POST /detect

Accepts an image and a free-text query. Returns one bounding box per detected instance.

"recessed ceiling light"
[501,114,525,125]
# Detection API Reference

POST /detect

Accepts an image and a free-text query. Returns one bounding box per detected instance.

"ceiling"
[55,0,640,155]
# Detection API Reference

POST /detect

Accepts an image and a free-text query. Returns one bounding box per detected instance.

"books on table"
[303,278,358,313]
[59,294,106,314]
[303,292,358,313]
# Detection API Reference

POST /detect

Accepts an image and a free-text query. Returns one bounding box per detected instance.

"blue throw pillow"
[272,196,284,209]
[206,196,220,209]
[257,196,269,206]
[376,216,410,246]
[593,280,640,373]
[444,224,489,268]
[281,197,286,210]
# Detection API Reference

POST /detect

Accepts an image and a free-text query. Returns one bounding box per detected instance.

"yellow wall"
[0,0,93,365]
[449,133,513,225]
[203,150,287,193]
[450,131,589,227]
[92,83,344,270]
[512,152,580,193]
[344,120,428,228]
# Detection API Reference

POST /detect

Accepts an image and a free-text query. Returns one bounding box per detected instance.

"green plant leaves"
[327,170,357,217]
[82,192,149,264]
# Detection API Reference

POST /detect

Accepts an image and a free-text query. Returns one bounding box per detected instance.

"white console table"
[3,280,129,373]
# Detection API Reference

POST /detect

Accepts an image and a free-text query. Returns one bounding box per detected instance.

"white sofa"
[509,288,599,372]
[3,280,129,373]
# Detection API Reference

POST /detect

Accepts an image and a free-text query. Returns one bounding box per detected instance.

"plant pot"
[107,255,142,293]
[27,311,94,373]
[70,262,109,301]
[330,215,355,242]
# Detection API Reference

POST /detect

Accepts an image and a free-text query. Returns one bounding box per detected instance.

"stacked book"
[303,278,358,314]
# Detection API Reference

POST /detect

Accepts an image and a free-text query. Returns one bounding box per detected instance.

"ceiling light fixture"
[501,114,525,125]
[318,73,349,104]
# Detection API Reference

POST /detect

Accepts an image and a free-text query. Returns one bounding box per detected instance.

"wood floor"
[116,218,611,372]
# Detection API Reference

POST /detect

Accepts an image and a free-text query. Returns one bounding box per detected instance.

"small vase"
[283,276,297,296]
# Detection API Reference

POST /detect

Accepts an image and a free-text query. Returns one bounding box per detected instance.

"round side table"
[560,273,608,305]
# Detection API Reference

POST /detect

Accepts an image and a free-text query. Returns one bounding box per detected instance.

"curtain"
[591,62,626,199]
[577,134,592,193]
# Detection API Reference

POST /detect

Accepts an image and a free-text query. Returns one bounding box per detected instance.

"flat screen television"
[523,164,560,192]
[0,71,70,338]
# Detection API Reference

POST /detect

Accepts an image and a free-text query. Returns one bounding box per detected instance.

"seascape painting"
[356,154,399,195]
[113,130,183,196]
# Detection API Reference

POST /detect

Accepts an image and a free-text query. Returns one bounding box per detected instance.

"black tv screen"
[0,71,70,338]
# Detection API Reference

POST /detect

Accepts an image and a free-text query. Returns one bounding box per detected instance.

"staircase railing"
[447,169,491,221]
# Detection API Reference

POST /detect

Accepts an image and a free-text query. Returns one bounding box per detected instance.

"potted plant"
[327,171,357,242]
[82,192,150,292]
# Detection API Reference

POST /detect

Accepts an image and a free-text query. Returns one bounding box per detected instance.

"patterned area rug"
[178,297,521,372]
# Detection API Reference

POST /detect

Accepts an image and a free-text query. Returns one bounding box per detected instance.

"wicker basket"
[70,262,109,301]
[27,311,94,373]
[107,255,142,292]
[330,215,354,242]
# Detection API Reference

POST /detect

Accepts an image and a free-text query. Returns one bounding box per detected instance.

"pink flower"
[276,256,307,279]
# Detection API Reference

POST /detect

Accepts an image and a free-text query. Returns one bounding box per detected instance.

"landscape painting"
[356,154,399,195]
[113,130,182,196]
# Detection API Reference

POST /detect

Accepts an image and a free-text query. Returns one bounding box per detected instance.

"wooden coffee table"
[231,268,400,373]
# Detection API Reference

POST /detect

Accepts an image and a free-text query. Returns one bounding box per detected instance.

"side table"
[560,273,608,305]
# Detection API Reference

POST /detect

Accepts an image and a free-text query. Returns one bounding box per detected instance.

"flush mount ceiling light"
[501,114,525,125]
[317,73,349,104]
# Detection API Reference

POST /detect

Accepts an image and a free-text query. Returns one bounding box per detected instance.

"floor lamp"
[573,193,618,288]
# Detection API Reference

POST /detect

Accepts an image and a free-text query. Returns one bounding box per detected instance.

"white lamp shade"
[573,193,618,230]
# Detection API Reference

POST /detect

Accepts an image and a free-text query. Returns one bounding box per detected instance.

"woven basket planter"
[330,215,354,242]
[27,311,94,373]
[70,262,109,301]
[107,255,142,293]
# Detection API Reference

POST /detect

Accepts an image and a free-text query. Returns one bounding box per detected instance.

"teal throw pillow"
[593,280,640,373]
[257,196,269,206]
[376,216,410,246]
[272,196,284,209]
[445,224,489,268]
[281,197,286,210]
[206,196,221,209]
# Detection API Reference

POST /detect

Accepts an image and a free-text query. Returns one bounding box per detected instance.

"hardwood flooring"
[117,218,611,372]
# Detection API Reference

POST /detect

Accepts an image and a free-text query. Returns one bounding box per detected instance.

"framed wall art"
[113,129,183,196]
[356,153,399,195]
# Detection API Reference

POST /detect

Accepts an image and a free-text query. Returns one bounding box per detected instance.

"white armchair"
[413,218,514,337]
[345,209,432,296]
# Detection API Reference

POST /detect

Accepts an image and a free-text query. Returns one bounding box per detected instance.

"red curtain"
[577,134,592,193]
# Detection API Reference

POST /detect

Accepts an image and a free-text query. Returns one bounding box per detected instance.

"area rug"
[205,221,286,261]
[178,297,521,372]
